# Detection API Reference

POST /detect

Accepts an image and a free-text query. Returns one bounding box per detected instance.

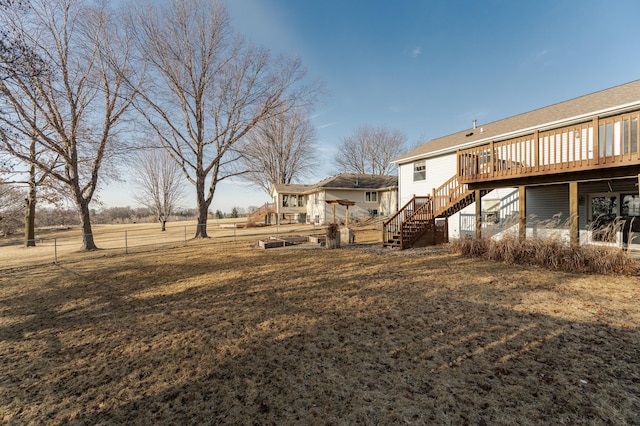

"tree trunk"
[195,204,208,238]
[24,174,36,247]
[78,200,98,250]
[194,182,209,238]
[161,220,166,231]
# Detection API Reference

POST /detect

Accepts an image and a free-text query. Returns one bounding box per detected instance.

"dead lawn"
[1,227,639,425]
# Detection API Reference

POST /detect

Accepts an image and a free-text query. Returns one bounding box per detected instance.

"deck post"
[519,186,526,241]
[345,205,349,227]
[475,189,482,240]
[569,181,579,247]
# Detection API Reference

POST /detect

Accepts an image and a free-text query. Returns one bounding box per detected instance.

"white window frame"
[365,191,378,202]
[413,160,426,181]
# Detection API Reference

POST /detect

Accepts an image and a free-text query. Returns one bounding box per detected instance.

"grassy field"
[1,225,639,425]
[0,219,322,269]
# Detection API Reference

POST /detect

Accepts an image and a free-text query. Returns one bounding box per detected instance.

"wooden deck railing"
[382,196,430,247]
[458,111,640,183]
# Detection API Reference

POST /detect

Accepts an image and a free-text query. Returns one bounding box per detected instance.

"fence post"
[184,225,187,246]
[125,230,128,254]
[54,238,58,264]
[234,223,237,243]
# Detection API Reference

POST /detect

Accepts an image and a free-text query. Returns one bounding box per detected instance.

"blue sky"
[102,0,640,213]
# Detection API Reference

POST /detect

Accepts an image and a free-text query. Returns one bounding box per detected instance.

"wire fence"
[0,221,323,271]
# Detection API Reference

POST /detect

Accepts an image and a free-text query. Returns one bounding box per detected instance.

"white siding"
[305,188,398,224]
[378,189,397,216]
[398,153,457,205]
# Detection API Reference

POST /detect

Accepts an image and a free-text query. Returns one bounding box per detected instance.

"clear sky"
[100,0,640,213]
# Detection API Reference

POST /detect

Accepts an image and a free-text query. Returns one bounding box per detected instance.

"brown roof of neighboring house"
[313,173,397,190]
[272,183,312,194]
[394,79,640,164]
[271,173,397,195]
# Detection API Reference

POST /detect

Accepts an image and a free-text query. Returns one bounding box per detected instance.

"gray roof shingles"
[272,173,397,194]
[395,79,640,164]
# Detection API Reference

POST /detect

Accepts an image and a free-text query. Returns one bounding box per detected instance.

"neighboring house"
[387,80,640,250]
[271,173,398,224]
[270,183,309,223]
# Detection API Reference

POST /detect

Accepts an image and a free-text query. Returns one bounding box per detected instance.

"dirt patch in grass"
[1,230,639,425]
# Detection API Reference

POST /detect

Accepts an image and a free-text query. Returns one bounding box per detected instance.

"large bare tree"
[132,148,184,231]
[237,105,317,194]
[128,0,318,238]
[334,125,407,175]
[0,0,137,250]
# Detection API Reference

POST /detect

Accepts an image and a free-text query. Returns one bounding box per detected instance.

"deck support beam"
[519,186,526,241]
[569,181,579,247]
[475,189,482,240]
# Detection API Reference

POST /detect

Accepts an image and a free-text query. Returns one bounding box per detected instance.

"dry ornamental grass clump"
[452,234,640,275]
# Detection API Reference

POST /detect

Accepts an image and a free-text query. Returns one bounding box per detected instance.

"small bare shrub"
[451,237,487,257]
[326,223,339,239]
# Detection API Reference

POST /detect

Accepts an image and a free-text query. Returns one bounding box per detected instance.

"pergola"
[325,199,356,226]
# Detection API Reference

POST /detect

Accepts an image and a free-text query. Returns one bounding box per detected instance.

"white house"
[271,173,398,225]
[388,80,640,250]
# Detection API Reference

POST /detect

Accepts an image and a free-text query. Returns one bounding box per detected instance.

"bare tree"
[334,125,407,175]
[0,0,137,250]
[0,1,52,247]
[128,0,318,238]
[0,179,24,237]
[132,148,184,231]
[238,105,317,194]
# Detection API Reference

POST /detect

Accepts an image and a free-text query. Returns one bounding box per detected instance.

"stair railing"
[401,198,435,248]
[382,196,430,246]
[247,202,275,224]
[432,175,471,218]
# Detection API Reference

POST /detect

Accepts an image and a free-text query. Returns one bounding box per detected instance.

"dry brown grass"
[1,227,639,425]
[452,234,640,275]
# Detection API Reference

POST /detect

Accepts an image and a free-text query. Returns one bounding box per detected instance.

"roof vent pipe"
[472,119,477,129]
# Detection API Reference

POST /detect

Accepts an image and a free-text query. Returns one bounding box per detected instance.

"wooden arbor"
[326,199,356,225]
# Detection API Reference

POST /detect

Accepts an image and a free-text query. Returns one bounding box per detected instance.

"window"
[290,195,297,207]
[282,195,288,207]
[298,195,304,207]
[590,193,618,242]
[622,194,640,217]
[413,160,426,181]
[365,191,377,202]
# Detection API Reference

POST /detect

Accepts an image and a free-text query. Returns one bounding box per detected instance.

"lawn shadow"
[1,246,638,425]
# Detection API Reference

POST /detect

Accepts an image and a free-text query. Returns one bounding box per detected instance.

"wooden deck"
[458,111,640,188]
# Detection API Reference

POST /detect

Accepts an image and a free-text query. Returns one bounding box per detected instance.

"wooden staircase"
[383,174,484,249]
[246,202,276,226]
